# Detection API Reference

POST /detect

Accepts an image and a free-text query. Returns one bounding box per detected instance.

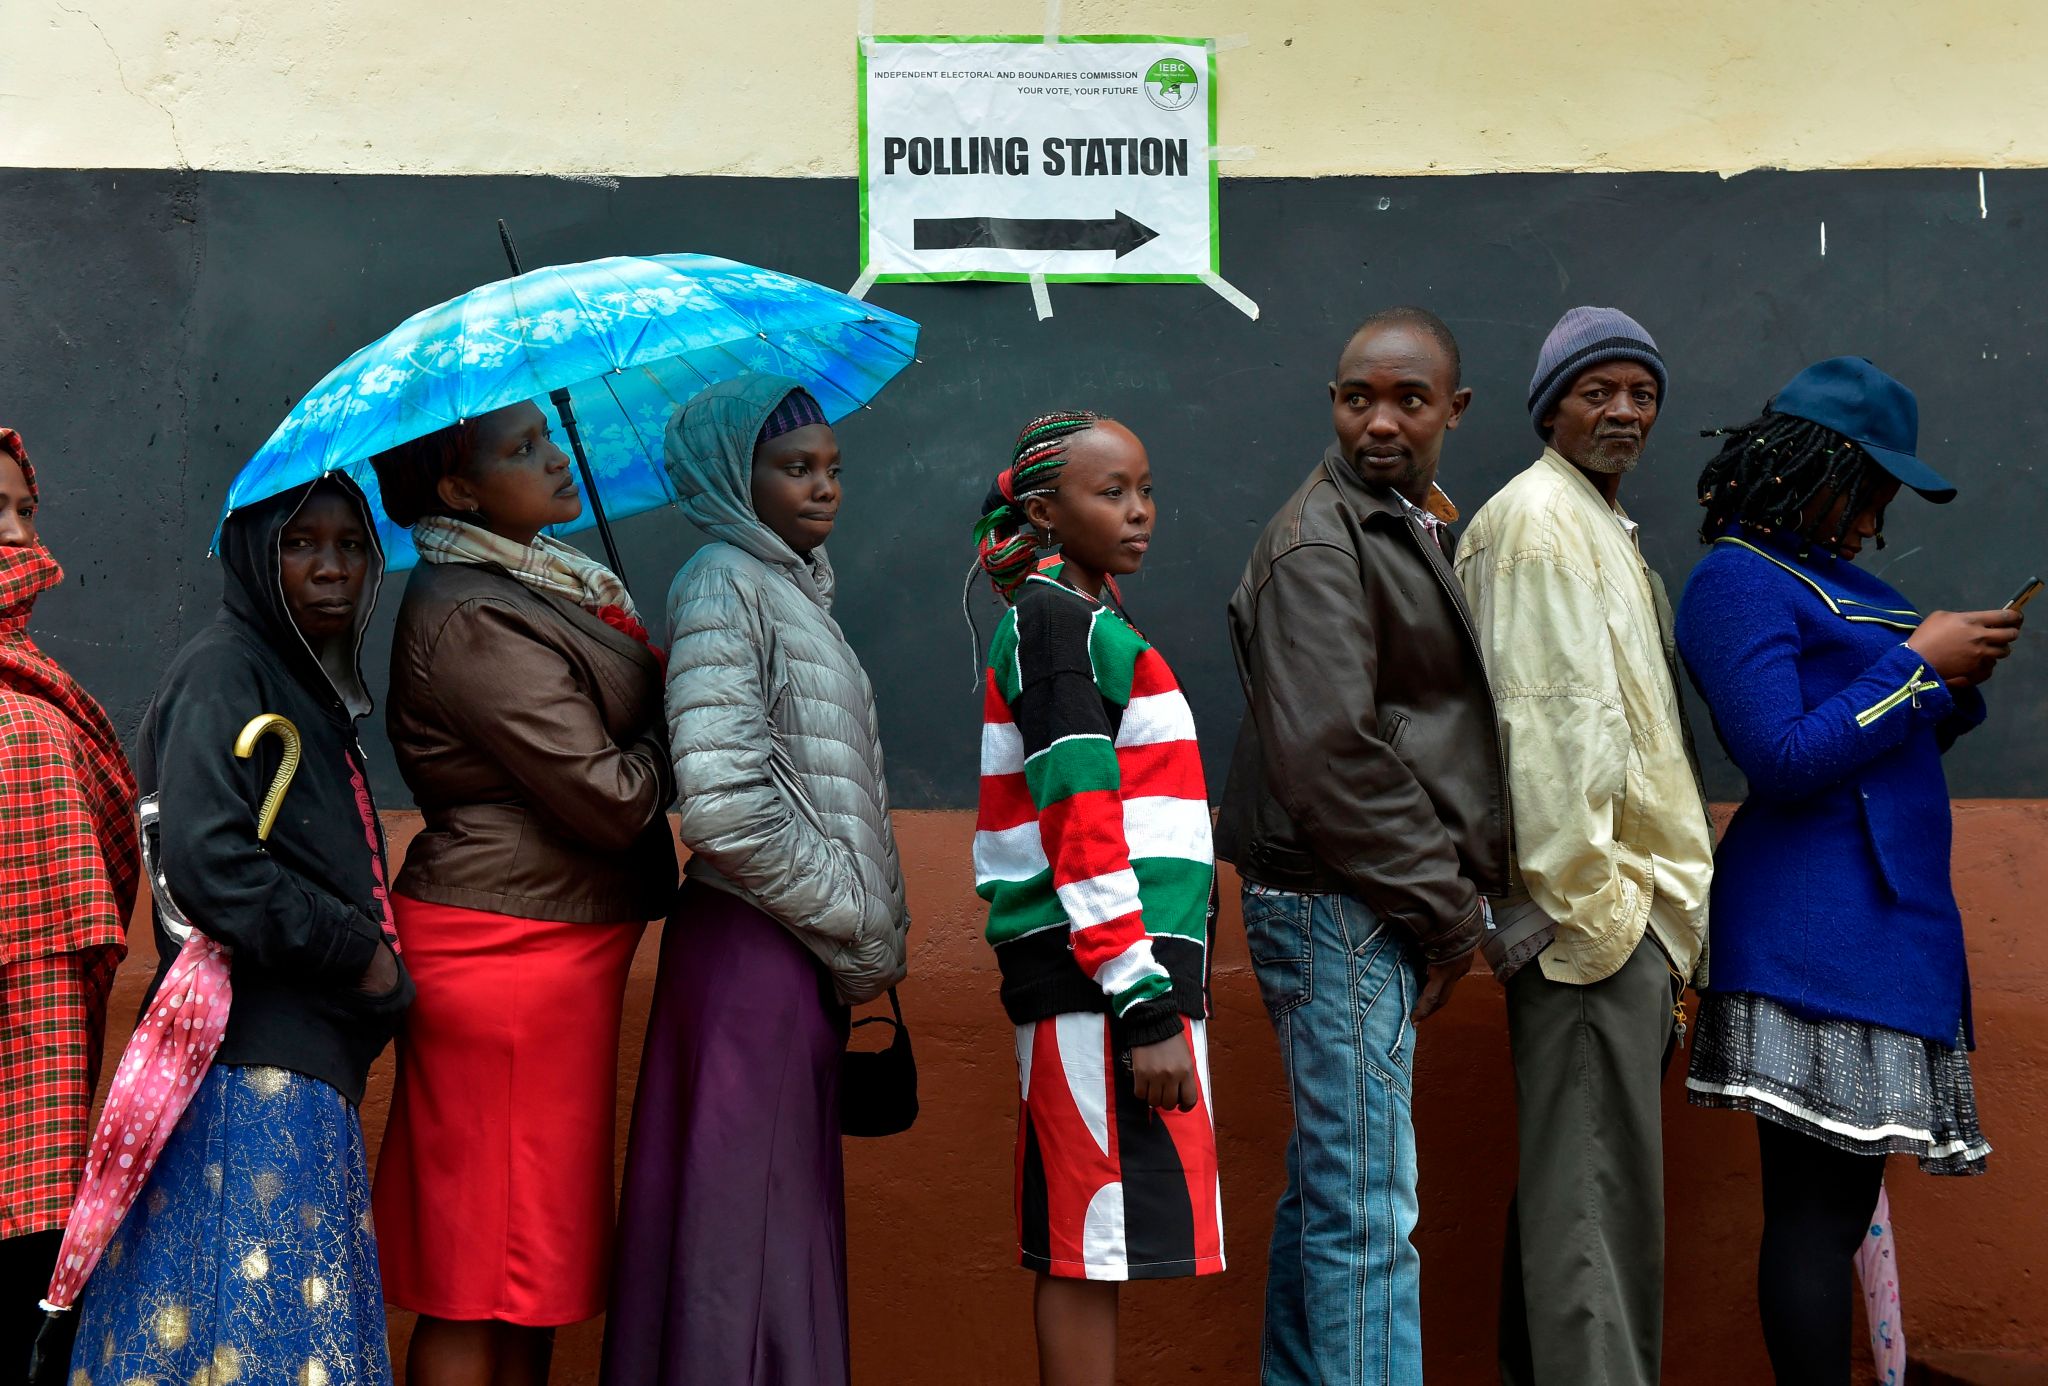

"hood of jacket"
[663,372,836,610]
[217,473,385,721]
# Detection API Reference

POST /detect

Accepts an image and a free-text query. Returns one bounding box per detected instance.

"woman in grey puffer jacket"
[602,374,909,1386]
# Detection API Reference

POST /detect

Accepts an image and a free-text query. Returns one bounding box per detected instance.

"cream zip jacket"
[1455,450,1714,985]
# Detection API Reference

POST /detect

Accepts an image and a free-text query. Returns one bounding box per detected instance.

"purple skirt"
[602,881,850,1386]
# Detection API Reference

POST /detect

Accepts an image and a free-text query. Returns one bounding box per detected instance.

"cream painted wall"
[4,0,2045,176]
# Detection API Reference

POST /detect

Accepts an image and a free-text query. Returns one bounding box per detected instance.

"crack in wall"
[53,0,188,169]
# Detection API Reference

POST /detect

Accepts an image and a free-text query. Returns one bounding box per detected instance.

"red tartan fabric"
[1,426,34,495]
[0,548,141,966]
[0,945,119,1237]
[0,430,143,1235]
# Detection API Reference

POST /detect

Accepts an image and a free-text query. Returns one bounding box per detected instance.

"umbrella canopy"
[38,929,231,1320]
[220,254,920,569]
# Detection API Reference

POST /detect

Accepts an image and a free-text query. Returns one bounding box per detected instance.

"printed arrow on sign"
[912,210,1161,259]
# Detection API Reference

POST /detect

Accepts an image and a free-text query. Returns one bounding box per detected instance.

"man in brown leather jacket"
[1215,306,1510,1386]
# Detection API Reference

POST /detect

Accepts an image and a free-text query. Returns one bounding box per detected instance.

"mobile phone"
[2007,577,2044,612]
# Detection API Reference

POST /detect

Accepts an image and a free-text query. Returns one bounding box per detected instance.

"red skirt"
[372,895,644,1326]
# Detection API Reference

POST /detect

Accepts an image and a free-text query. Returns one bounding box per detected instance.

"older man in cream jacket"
[1455,307,1715,1386]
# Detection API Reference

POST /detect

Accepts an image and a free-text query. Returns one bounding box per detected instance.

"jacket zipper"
[1713,537,1920,632]
[1854,663,1942,728]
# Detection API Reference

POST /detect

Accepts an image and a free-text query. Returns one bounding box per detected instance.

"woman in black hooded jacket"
[68,475,411,1386]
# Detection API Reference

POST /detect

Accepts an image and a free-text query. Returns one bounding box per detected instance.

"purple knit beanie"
[757,387,827,446]
[1526,306,1668,438]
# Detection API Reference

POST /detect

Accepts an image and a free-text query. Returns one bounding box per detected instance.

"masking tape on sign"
[1200,273,1259,320]
[847,265,879,302]
[1030,273,1054,320]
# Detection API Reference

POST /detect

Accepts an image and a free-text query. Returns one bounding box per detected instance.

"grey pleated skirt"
[1685,990,1989,1175]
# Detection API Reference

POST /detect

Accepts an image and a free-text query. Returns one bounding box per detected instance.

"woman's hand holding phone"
[1909,607,2023,689]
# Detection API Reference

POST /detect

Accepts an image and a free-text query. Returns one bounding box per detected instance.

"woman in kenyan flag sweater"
[970,411,1222,1386]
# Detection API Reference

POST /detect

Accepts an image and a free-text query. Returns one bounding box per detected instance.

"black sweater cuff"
[1112,1002,1187,1050]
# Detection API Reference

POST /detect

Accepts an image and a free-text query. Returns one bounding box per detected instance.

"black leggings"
[1756,1116,1888,1385]
[2,1231,63,1381]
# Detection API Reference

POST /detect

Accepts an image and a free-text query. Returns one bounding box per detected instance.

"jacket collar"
[1535,446,1638,528]
[1714,523,1923,630]
[1318,445,1459,533]
[454,560,661,671]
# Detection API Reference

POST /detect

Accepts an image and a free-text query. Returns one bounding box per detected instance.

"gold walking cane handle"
[233,713,303,842]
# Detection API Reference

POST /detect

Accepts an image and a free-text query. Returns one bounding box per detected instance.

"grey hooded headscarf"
[663,372,835,611]
[659,372,909,1003]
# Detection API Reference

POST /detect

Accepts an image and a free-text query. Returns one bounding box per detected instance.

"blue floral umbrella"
[220,253,920,572]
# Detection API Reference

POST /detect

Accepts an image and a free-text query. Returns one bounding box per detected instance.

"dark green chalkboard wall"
[4,168,2042,804]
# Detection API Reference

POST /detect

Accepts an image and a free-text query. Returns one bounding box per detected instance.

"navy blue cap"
[1768,357,1956,503]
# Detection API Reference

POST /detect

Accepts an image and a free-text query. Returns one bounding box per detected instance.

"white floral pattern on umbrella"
[223,254,919,569]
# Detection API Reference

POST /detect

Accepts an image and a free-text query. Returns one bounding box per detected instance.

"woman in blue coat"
[1675,358,2022,1384]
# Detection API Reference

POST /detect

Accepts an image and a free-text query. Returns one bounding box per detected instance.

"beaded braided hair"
[1695,410,1887,554]
[971,410,1105,601]
[960,411,1105,684]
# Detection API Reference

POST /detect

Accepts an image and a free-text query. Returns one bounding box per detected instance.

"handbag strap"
[851,986,907,1035]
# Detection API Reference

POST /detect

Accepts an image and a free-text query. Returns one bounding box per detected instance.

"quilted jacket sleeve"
[664,560,896,959]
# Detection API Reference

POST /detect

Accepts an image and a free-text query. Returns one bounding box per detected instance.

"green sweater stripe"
[980,856,1212,945]
[988,613,1022,703]
[1086,606,1142,705]
[1023,732,1120,804]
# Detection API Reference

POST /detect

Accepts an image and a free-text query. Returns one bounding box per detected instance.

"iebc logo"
[1143,57,1199,112]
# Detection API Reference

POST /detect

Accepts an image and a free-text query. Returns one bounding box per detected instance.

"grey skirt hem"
[1685,990,1989,1177]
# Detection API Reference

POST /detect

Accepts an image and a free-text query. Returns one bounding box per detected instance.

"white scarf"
[411,515,639,620]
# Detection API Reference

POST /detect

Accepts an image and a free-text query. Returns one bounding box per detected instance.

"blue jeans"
[1243,885,1426,1386]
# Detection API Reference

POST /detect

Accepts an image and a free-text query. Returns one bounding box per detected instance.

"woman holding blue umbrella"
[367,401,677,1386]
[213,250,918,1385]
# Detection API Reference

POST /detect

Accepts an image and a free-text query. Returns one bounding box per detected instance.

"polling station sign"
[859,36,1218,283]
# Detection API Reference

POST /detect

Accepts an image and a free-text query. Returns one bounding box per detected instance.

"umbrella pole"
[549,386,629,588]
[496,220,631,591]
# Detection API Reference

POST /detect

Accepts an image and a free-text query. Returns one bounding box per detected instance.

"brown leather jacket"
[1214,449,1511,963]
[386,561,678,924]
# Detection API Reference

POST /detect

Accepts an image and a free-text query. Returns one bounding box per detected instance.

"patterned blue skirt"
[68,1063,393,1385]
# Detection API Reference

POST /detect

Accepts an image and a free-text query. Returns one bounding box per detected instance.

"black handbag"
[840,987,918,1137]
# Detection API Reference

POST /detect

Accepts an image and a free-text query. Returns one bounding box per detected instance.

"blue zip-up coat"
[1675,525,1985,1045]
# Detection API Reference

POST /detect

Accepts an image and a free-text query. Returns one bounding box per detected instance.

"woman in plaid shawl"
[0,427,141,1380]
